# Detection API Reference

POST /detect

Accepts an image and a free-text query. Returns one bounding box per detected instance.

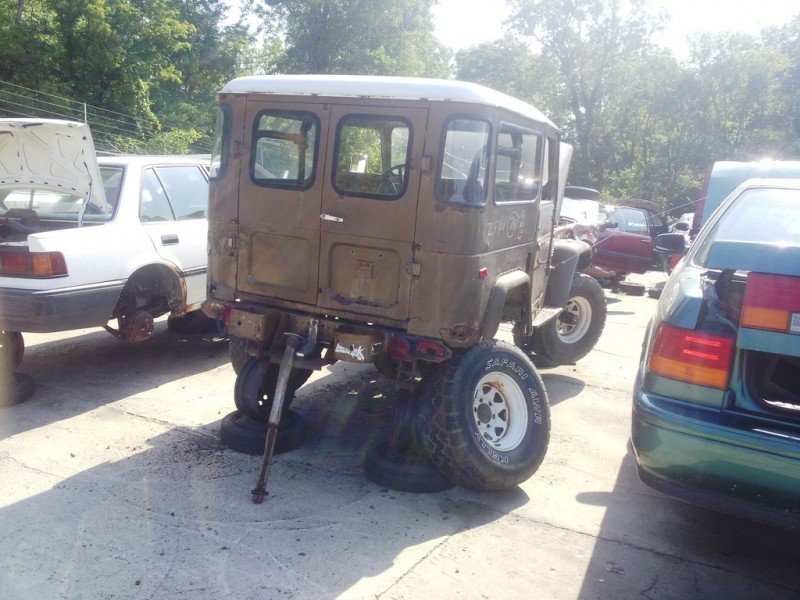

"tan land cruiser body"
[204,75,605,496]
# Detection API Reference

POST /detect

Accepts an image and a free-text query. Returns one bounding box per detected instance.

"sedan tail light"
[741,272,800,333]
[0,250,68,277]
[648,323,735,389]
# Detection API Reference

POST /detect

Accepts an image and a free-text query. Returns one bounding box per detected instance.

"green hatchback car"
[632,178,800,531]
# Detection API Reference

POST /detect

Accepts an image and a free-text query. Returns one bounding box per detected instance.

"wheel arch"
[113,263,187,318]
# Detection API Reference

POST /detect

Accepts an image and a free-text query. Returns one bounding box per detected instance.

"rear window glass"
[251,111,319,189]
[692,187,800,266]
[332,115,411,200]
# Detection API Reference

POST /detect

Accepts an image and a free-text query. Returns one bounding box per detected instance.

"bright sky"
[432,0,799,59]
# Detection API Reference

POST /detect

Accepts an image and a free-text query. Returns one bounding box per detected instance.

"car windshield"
[692,186,800,266]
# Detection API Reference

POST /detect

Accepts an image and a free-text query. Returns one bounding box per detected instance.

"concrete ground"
[2,273,799,600]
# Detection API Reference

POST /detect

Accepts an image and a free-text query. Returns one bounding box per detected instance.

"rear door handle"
[320,213,344,223]
[161,234,179,245]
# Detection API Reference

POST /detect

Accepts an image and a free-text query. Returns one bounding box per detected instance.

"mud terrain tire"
[528,274,606,365]
[420,341,550,491]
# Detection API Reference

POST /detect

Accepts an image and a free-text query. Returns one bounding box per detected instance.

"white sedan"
[0,119,210,370]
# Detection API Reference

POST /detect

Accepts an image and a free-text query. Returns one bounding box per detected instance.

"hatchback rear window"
[693,187,800,266]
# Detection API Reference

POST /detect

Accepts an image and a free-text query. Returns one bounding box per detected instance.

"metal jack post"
[251,319,318,503]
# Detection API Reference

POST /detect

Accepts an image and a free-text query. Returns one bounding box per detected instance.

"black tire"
[229,336,249,375]
[420,340,550,491]
[526,274,607,365]
[364,436,454,493]
[618,281,646,296]
[0,331,24,372]
[166,310,217,335]
[0,371,35,408]
[219,409,307,455]
[234,357,314,421]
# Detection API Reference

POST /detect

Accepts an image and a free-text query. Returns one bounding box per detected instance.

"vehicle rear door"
[316,104,426,322]
[235,102,329,306]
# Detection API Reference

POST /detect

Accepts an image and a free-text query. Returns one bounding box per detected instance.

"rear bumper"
[0,282,123,332]
[631,381,800,532]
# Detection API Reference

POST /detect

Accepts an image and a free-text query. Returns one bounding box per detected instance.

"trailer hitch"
[251,320,318,503]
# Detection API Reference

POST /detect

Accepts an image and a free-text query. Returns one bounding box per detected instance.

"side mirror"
[654,232,687,254]
[599,220,618,231]
[673,222,689,232]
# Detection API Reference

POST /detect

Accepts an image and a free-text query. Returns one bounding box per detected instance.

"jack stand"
[251,333,301,504]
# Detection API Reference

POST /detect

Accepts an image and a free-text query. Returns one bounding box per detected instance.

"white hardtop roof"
[97,154,210,167]
[0,118,106,208]
[221,75,555,128]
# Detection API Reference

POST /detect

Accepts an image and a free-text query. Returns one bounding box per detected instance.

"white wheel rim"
[557,296,591,344]
[472,371,528,451]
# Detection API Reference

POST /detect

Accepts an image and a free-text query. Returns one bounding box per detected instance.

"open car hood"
[0,118,106,209]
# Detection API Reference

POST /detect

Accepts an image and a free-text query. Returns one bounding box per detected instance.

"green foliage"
[1,0,800,211]
[258,0,450,77]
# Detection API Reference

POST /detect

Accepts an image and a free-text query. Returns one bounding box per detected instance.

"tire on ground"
[618,280,646,296]
[219,409,307,455]
[364,434,453,493]
[0,331,24,372]
[420,340,550,491]
[0,372,35,407]
[526,273,607,365]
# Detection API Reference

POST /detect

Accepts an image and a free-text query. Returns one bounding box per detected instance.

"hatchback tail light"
[0,250,68,277]
[648,323,735,389]
[740,273,800,333]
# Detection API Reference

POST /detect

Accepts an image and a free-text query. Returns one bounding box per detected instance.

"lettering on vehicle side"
[335,343,365,361]
[485,357,529,380]
[486,211,526,240]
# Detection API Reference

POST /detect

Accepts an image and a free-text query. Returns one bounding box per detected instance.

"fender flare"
[480,270,530,341]
[545,239,592,308]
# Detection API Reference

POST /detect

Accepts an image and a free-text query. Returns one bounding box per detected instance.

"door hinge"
[226,232,240,257]
[405,261,422,276]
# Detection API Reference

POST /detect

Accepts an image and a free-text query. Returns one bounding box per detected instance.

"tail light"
[648,323,735,389]
[0,251,68,278]
[741,273,800,333]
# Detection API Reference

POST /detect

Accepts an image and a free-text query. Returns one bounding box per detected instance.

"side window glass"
[154,166,209,220]
[140,168,174,222]
[494,123,542,202]
[210,105,230,180]
[252,111,318,189]
[542,135,557,202]
[436,118,490,205]
[616,207,648,234]
[333,115,411,200]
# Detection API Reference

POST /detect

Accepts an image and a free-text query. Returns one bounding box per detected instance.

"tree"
[507,0,667,187]
[255,0,450,77]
